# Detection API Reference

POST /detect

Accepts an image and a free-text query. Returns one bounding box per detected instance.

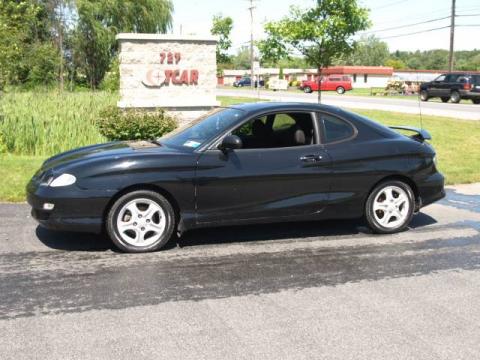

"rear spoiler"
[389,126,431,142]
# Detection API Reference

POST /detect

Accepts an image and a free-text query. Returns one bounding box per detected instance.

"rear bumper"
[459,90,480,99]
[417,171,446,208]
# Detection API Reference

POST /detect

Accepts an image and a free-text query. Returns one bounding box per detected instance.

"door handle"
[300,154,323,163]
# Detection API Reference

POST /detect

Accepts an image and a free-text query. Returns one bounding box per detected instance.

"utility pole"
[448,0,456,72]
[247,0,256,89]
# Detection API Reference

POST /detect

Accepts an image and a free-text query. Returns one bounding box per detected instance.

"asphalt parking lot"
[1,184,480,359]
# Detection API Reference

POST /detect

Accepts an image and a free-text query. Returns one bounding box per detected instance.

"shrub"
[97,106,177,141]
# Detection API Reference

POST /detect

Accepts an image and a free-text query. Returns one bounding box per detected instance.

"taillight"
[464,82,472,90]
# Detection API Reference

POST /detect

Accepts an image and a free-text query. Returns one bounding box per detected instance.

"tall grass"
[0,91,116,156]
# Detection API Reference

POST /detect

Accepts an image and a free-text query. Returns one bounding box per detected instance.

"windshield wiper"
[149,139,163,146]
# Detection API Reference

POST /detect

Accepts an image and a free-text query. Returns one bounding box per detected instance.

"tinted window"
[435,75,446,82]
[320,113,354,143]
[232,112,315,149]
[272,113,296,131]
[456,76,468,83]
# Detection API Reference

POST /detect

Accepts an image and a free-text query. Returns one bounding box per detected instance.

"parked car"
[27,102,444,253]
[299,75,353,94]
[233,77,264,88]
[420,73,480,104]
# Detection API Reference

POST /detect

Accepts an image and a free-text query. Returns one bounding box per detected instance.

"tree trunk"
[59,26,64,91]
[317,66,322,104]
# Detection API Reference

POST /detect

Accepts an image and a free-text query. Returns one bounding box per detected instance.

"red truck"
[299,75,353,94]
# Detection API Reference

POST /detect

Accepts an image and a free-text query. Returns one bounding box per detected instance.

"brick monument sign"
[116,33,219,124]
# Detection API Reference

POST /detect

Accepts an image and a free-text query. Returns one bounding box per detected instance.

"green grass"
[0,91,114,156]
[218,95,260,106]
[0,93,478,202]
[0,154,44,202]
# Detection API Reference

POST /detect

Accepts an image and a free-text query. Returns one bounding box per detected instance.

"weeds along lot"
[0,91,479,202]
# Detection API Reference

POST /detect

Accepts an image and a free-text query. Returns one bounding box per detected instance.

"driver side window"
[232,112,316,149]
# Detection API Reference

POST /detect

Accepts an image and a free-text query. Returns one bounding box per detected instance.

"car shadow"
[175,211,438,249]
[35,212,438,252]
[35,226,113,252]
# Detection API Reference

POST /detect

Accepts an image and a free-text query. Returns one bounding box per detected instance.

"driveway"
[217,88,480,120]
[0,184,480,359]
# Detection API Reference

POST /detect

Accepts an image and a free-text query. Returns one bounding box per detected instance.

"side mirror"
[219,135,242,151]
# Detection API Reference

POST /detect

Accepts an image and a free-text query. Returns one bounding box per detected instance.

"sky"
[171,0,480,54]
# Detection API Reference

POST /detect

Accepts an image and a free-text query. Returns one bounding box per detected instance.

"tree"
[258,0,369,102]
[339,35,389,66]
[384,58,406,69]
[44,0,76,90]
[0,0,59,88]
[232,46,251,70]
[74,0,173,88]
[211,14,233,65]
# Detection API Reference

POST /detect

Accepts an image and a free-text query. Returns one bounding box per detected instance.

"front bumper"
[27,180,112,234]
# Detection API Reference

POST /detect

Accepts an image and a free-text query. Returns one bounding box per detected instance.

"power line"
[371,0,410,11]
[361,16,450,34]
[378,25,451,40]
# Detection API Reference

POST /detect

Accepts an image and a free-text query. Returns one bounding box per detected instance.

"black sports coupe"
[27,102,445,252]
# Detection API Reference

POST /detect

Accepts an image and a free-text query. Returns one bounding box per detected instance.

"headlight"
[49,174,76,187]
[433,155,438,166]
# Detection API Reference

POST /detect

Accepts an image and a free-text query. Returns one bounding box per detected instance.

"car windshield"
[159,107,245,150]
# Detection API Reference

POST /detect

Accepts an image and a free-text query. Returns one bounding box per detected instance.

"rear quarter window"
[319,113,355,143]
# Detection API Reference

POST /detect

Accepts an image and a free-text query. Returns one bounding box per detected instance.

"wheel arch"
[367,175,420,208]
[102,183,181,231]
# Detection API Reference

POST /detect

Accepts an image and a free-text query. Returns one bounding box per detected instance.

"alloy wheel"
[372,186,410,229]
[116,198,166,247]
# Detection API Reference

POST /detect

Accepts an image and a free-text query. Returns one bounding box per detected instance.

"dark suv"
[420,73,480,104]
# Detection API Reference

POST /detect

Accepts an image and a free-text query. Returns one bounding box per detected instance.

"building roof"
[322,66,393,76]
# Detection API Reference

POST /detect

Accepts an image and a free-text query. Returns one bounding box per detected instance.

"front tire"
[106,190,175,253]
[365,181,415,234]
[473,99,480,104]
[304,86,312,93]
[336,86,345,94]
[420,90,429,101]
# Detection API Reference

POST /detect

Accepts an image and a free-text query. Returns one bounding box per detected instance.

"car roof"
[226,101,342,115]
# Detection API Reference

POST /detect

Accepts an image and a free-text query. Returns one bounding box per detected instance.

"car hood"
[40,141,183,172]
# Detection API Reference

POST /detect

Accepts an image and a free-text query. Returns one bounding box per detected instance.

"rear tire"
[336,86,345,94]
[450,91,461,103]
[473,99,480,104]
[420,90,429,101]
[365,180,415,234]
[106,190,175,253]
[441,97,449,103]
[304,86,312,93]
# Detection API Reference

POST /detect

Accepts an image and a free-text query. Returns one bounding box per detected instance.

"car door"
[429,74,447,97]
[195,111,332,225]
